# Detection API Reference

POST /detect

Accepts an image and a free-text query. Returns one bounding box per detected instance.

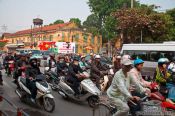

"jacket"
[107,69,145,102]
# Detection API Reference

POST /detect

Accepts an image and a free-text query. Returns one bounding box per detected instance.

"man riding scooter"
[25,58,41,103]
[79,55,89,71]
[90,55,108,90]
[67,56,86,96]
[47,53,56,71]
[57,55,68,76]
[107,59,149,116]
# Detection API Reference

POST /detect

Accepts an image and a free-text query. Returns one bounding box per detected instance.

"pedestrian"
[0,61,3,86]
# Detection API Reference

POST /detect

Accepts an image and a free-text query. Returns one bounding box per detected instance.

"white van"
[121,43,175,77]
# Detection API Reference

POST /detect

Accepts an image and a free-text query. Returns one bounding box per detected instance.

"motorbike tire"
[43,97,55,112]
[87,96,99,108]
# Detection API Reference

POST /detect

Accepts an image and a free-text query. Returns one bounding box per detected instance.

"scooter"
[100,69,114,92]
[149,82,175,110]
[44,67,60,90]
[57,73,101,107]
[15,74,55,112]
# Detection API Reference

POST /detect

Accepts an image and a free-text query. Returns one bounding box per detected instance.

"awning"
[6,43,25,48]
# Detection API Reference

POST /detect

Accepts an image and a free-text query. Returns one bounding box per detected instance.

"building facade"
[1,22,102,54]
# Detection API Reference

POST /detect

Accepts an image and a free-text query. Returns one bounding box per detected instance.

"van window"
[123,50,148,60]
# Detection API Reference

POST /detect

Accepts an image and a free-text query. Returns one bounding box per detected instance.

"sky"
[0,0,175,34]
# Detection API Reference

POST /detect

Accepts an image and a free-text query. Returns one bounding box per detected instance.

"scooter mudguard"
[43,94,54,99]
[161,101,175,110]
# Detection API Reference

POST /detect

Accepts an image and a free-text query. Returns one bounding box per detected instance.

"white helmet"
[95,55,101,59]
[121,55,131,64]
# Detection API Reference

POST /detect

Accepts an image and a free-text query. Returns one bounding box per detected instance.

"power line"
[1,24,8,32]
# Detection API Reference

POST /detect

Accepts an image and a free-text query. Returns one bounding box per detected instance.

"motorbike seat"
[20,77,26,86]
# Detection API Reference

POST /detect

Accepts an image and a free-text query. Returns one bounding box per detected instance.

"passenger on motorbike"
[47,53,56,71]
[56,55,68,76]
[107,59,147,116]
[25,58,41,103]
[67,56,85,96]
[90,55,108,89]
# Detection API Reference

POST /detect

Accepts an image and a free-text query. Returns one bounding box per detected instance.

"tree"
[87,0,140,42]
[113,8,174,43]
[83,14,101,35]
[0,40,8,49]
[69,18,81,27]
[53,19,64,24]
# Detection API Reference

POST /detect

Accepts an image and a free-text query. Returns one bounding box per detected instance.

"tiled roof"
[5,22,71,37]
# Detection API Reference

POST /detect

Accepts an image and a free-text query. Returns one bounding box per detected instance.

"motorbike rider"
[47,53,56,71]
[107,59,147,116]
[90,55,108,89]
[114,55,122,73]
[0,63,2,85]
[56,55,68,76]
[4,52,14,73]
[154,58,175,104]
[79,55,89,71]
[25,58,41,103]
[14,54,28,88]
[130,58,151,88]
[67,56,85,96]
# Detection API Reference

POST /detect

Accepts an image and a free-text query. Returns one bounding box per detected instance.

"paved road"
[0,68,93,116]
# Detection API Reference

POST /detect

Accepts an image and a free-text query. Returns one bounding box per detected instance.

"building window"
[83,34,88,43]
[83,48,87,53]
[75,44,78,53]
[75,33,79,42]
[91,35,94,44]
[68,32,70,42]
[43,36,46,41]
[62,32,65,41]
[50,35,53,41]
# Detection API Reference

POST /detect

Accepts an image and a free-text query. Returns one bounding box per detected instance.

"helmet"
[158,58,169,65]
[81,55,85,59]
[29,57,37,64]
[121,55,131,64]
[134,58,144,66]
[122,55,131,60]
[73,56,79,61]
[90,53,93,56]
[95,55,101,59]
[116,55,121,59]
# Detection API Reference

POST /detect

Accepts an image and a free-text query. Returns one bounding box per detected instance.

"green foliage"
[53,20,64,24]
[69,18,81,27]
[113,8,174,43]
[0,41,7,48]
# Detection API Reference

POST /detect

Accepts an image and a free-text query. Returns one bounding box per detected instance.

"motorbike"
[44,67,68,90]
[99,69,114,92]
[15,74,55,112]
[57,72,101,107]
[149,82,175,110]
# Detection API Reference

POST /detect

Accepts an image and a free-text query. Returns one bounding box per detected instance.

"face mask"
[31,62,37,67]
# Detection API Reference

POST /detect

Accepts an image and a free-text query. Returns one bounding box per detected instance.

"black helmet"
[29,57,37,64]
[73,56,79,61]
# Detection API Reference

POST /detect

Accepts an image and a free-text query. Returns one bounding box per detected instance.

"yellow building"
[1,22,102,54]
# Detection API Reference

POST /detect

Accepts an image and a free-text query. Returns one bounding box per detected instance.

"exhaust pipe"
[58,91,66,97]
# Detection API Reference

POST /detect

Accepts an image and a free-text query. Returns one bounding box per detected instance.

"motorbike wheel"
[88,96,99,108]
[43,97,55,112]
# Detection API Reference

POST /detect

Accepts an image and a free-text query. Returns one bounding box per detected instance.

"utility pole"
[131,0,134,8]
